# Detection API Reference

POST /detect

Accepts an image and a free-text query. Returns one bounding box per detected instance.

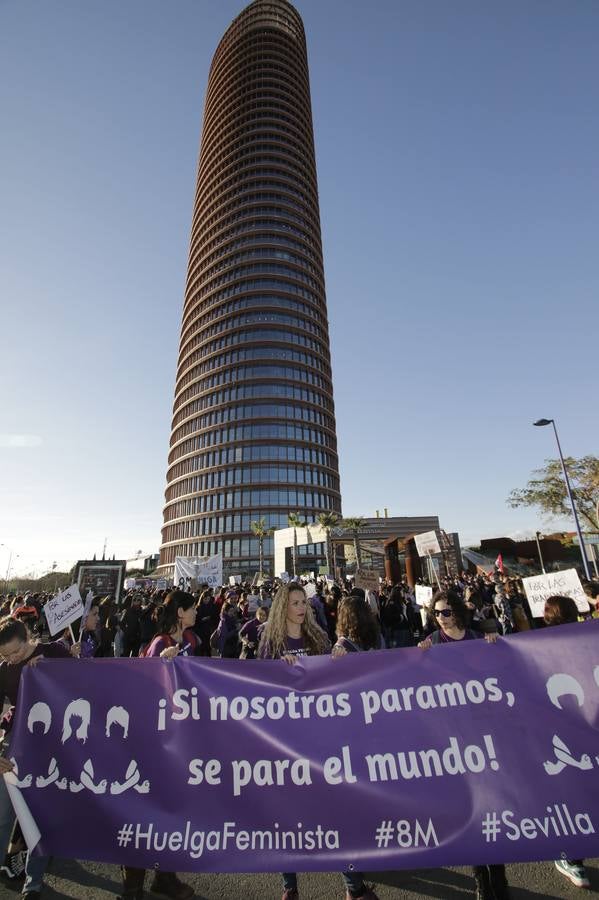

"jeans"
[283,869,366,896]
[23,849,50,893]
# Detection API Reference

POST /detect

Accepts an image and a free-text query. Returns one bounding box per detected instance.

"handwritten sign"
[415,585,434,607]
[413,530,441,557]
[522,568,590,618]
[44,584,84,636]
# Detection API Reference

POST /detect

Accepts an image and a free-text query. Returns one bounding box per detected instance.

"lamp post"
[534,531,546,574]
[533,419,591,580]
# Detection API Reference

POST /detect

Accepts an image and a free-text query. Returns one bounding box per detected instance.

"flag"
[495,553,504,573]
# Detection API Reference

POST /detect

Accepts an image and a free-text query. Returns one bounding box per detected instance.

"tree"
[342,516,365,571]
[250,517,272,576]
[287,512,307,577]
[317,512,339,575]
[507,456,599,531]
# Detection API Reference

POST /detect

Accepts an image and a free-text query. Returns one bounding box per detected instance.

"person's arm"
[145,636,178,660]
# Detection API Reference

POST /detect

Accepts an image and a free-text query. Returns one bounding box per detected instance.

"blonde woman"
[257,582,329,662]
[258,584,378,900]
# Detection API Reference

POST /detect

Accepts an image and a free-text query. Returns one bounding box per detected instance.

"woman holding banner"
[258,584,379,900]
[143,590,199,658]
[418,592,509,900]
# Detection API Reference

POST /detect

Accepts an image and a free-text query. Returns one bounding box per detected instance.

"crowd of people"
[0,567,597,900]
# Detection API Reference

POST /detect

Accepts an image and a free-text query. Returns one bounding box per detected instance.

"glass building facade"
[159,0,342,575]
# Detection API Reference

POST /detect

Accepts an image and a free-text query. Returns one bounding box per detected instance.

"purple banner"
[8,621,599,872]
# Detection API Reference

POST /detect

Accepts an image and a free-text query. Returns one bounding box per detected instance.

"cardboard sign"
[304,583,317,599]
[522,568,590,618]
[44,584,84,636]
[229,575,242,586]
[175,553,223,590]
[415,585,434,607]
[414,530,441,557]
[354,570,379,592]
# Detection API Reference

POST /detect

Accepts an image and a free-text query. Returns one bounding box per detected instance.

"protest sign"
[522,569,590,618]
[43,584,84,637]
[414,530,441,557]
[354,570,379,592]
[229,576,242,586]
[279,573,290,583]
[124,578,137,591]
[80,591,94,631]
[304,583,317,599]
[11,622,599,873]
[415,585,433,607]
[175,554,223,590]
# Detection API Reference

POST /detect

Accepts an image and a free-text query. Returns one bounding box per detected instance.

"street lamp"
[533,418,591,580]
[0,543,18,587]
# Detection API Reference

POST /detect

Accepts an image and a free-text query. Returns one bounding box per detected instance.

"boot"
[489,864,511,900]
[149,870,194,900]
[119,866,146,900]
[472,865,495,900]
[282,891,299,900]
[345,885,380,899]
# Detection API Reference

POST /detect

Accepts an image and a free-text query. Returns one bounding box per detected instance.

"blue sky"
[1,0,597,576]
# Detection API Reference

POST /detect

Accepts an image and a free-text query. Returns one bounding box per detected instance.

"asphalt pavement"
[2,858,598,899]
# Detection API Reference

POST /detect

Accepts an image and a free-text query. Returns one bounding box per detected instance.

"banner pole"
[427,550,441,590]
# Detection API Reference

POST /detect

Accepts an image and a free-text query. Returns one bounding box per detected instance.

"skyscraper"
[159,0,341,576]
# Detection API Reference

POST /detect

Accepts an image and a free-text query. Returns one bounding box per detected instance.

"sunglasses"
[433,608,454,618]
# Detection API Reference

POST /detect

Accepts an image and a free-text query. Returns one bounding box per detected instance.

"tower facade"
[159,0,341,575]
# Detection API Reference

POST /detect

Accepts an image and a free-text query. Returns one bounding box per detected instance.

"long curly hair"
[258,583,330,658]
[336,596,380,650]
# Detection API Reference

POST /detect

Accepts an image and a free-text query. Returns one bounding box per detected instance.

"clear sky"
[1,0,598,577]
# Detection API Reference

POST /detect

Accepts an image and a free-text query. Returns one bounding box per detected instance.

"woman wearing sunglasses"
[418,591,498,648]
[418,593,507,900]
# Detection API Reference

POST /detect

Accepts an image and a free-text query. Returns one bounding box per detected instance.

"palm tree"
[317,512,339,576]
[250,517,272,577]
[287,512,307,577]
[342,516,365,571]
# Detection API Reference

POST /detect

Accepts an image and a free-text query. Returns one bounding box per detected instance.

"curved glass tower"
[159,0,342,575]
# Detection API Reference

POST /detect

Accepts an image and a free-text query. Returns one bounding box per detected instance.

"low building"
[273,517,461,585]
